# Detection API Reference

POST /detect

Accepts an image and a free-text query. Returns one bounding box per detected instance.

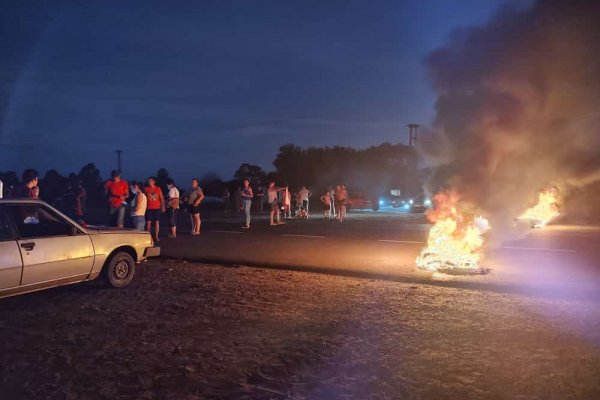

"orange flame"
[416,191,489,272]
[518,188,560,228]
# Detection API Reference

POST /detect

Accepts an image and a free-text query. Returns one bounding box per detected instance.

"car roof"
[0,198,49,204]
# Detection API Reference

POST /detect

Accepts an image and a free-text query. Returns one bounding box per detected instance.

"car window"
[0,206,13,241]
[6,204,75,239]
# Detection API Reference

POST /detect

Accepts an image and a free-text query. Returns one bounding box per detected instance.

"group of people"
[1,169,353,242]
[242,182,350,227]
[319,184,349,222]
[104,171,204,242]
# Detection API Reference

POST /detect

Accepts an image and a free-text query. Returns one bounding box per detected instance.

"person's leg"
[194,213,201,234]
[109,207,116,226]
[154,219,160,241]
[270,203,277,225]
[168,209,177,237]
[117,206,125,228]
[244,201,251,227]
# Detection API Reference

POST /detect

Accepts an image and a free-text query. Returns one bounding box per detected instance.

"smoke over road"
[421,0,600,235]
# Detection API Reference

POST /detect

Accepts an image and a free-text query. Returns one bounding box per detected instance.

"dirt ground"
[1,260,600,400]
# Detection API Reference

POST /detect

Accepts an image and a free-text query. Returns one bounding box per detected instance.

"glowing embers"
[518,188,560,228]
[416,191,490,275]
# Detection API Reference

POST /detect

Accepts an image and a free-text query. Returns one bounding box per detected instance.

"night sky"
[1,0,522,182]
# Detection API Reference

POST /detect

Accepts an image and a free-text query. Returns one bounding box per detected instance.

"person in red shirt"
[144,176,165,242]
[104,170,129,228]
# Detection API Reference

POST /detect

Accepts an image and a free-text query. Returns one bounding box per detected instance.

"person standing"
[0,178,3,199]
[334,185,346,222]
[339,184,348,222]
[240,179,254,229]
[130,182,147,231]
[104,170,129,228]
[64,178,86,223]
[267,181,286,226]
[282,187,292,219]
[233,186,242,213]
[222,188,231,212]
[320,191,332,219]
[145,177,165,242]
[329,186,336,218]
[186,178,205,235]
[166,178,180,238]
[11,169,39,198]
[74,179,86,222]
[298,186,312,214]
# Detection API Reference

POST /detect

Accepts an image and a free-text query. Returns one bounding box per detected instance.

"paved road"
[159,208,600,301]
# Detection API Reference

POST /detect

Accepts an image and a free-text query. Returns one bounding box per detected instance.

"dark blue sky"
[0,0,521,182]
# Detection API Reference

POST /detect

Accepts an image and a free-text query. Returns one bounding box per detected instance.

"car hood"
[85,225,149,235]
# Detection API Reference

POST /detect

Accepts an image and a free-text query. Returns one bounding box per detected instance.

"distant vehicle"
[0,199,160,299]
[378,192,403,208]
[397,195,431,213]
[347,192,378,211]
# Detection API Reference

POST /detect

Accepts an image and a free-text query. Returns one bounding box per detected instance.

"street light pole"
[407,124,419,147]
[116,150,123,172]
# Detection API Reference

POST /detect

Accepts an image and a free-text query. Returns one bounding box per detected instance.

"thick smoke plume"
[421,0,600,237]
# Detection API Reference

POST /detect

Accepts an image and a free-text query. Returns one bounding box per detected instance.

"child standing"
[320,191,332,219]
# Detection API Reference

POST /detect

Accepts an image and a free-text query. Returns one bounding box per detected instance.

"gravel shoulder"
[1,260,599,399]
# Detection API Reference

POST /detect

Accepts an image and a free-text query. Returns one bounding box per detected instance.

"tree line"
[0,142,424,205]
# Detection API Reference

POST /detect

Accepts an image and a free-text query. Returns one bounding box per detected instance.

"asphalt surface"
[159,207,600,302]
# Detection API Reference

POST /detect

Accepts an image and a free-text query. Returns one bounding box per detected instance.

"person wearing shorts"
[145,177,165,242]
[186,178,204,235]
[320,191,332,219]
[267,181,286,226]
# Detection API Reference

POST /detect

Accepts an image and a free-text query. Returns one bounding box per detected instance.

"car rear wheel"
[104,251,136,288]
[372,200,379,212]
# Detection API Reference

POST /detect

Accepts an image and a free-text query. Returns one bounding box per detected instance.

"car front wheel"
[104,251,136,288]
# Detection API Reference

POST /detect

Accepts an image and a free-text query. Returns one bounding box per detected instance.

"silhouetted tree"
[39,169,68,205]
[272,142,420,197]
[78,163,104,206]
[0,171,19,196]
[234,163,266,188]
[156,168,170,192]
[199,172,221,188]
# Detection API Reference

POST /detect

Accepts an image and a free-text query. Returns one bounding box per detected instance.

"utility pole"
[407,124,419,147]
[116,150,123,172]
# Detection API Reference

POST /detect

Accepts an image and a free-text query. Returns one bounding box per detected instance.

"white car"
[0,199,160,299]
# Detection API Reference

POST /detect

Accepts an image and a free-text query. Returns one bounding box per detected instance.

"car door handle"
[20,242,35,251]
